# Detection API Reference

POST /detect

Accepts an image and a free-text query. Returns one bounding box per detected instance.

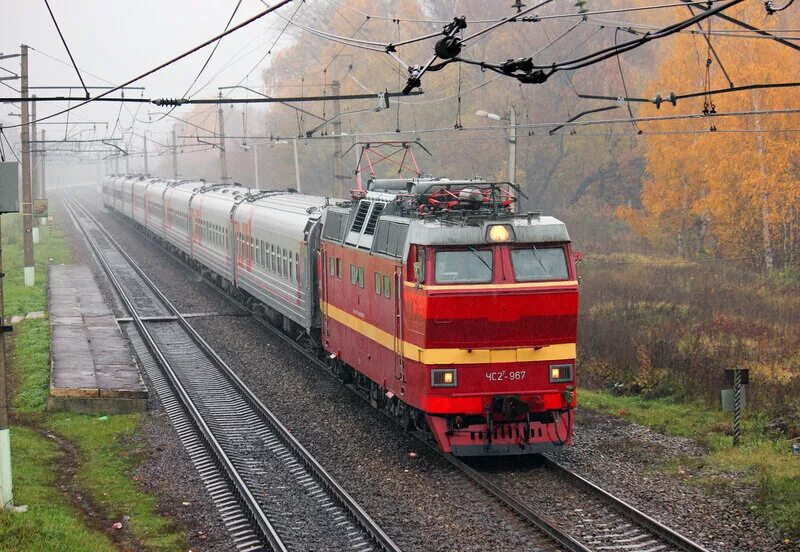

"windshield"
[511,246,568,281]
[435,250,493,283]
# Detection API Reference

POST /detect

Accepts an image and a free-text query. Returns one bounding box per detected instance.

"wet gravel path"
[63,190,793,551]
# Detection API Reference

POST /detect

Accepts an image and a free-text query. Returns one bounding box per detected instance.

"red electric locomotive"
[319,176,579,456]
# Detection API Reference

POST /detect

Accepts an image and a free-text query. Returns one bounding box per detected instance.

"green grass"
[580,389,800,538]
[10,319,51,413]
[48,414,185,550]
[0,427,116,552]
[2,213,73,317]
[2,210,187,550]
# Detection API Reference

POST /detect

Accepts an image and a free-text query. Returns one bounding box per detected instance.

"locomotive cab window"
[434,249,493,284]
[511,246,569,281]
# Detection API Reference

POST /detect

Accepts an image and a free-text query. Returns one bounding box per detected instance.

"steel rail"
[71,196,402,552]
[64,197,283,552]
[543,458,711,552]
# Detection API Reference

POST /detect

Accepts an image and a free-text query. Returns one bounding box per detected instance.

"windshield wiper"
[530,244,548,273]
[467,246,493,273]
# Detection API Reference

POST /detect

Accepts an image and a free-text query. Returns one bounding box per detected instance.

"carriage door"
[393,267,405,382]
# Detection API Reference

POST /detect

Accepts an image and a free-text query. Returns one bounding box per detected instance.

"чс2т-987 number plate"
[485,370,526,382]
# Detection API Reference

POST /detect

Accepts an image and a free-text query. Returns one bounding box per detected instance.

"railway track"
[65,197,401,552]
[84,195,711,552]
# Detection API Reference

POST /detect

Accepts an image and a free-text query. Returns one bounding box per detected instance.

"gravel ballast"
[63,190,791,551]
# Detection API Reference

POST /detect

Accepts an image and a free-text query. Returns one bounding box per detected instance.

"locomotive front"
[404,209,579,456]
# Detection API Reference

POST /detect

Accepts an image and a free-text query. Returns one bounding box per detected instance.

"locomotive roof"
[407,214,570,246]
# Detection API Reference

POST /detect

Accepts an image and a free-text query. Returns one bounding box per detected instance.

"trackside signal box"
[0,162,20,213]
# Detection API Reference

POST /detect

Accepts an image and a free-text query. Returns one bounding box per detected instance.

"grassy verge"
[0,427,117,552]
[2,211,185,550]
[580,389,800,538]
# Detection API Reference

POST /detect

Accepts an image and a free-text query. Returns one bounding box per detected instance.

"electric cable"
[42,0,89,98]
[3,0,294,129]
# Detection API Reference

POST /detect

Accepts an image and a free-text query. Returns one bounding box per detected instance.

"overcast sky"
[1,0,287,150]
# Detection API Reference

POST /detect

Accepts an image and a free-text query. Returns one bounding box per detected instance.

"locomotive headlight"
[549,363,573,383]
[431,369,458,387]
[486,224,515,243]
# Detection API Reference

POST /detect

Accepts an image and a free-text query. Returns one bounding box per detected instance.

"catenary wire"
[3,0,294,130]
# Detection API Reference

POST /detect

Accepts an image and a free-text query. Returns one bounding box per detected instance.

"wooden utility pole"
[331,80,345,198]
[20,44,35,287]
[217,92,228,182]
[171,128,178,179]
[143,134,148,176]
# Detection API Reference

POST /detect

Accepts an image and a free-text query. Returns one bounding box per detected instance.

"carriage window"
[374,272,381,295]
[283,248,288,277]
[383,275,391,298]
[434,250,493,284]
[295,253,300,283]
[289,251,294,281]
[511,247,569,281]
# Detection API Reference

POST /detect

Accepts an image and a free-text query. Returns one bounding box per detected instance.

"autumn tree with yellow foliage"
[619,3,800,269]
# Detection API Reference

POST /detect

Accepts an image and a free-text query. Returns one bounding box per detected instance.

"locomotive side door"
[393,266,405,382]
[320,247,329,337]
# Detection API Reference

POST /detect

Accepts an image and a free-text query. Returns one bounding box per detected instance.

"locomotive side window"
[357,267,365,288]
[434,250,493,284]
[329,257,336,276]
[350,264,357,285]
[383,275,391,298]
[336,258,342,279]
[374,272,381,295]
[511,246,568,281]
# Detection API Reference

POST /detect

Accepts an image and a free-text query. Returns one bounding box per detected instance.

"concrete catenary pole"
[293,138,301,193]
[172,128,178,179]
[217,92,228,182]
[40,129,46,196]
[30,95,39,241]
[331,80,345,198]
[40,129,46,225]
[20,44,35,287]
[143,134,148,176]
[507,106,517,212]
[253,143,259,190]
